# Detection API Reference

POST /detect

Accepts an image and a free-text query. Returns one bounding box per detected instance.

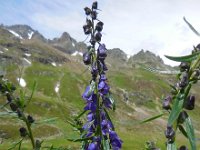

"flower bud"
[84,7,91,15]
[179,72,188,88]
[83,25,91,35]
[6,93,12,102]
[83,52,91,65]
[27,115,35,124]
[193,69,200,79]
[91,11,97,20]
[179,145,188,150]
[90,37,96,45]
[179,62,190,72]
[10,103,18,111]
[95,32,102,42]
[86,19,92,27]
[17,109,23,118]
[162,95,172,110]
[91,63,98,80]
[165,125,175,140]
[92,1,98,9]
[95,21,104,32]
[178,111,188,124]
[184,95,195,110]
[19,127,27,137]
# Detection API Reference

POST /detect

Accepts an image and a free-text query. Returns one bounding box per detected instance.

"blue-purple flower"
[84,94,97,112]
[98,80,110,96]
[109,131,122,150]
[82,86,93,101]
[98,44,107,59]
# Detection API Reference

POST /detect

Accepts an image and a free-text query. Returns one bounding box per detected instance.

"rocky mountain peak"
[4,24,35,39]
[128,49,172,70]
[60,32,71,41]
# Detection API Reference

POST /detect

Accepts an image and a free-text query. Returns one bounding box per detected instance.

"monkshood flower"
[71,2,122,150]
[98,80,110,96]
[109,131,123,149]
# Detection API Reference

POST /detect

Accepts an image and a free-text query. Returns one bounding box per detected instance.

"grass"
[0,61,200,150]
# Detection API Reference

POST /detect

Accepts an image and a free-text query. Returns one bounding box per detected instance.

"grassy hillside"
[1,60,200,150]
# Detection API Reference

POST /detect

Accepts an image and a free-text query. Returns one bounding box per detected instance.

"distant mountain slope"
[128,49,175,71]
[0,24,176,73]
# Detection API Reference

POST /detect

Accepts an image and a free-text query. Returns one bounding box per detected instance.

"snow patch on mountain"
[17,78,26,87]
[24,53,31,57]
[28,31,34,39]
[55,83,60,93]
[71,51,83,56]
[23,58,31,65]
[51,62,57,67]
[8,30,23,39]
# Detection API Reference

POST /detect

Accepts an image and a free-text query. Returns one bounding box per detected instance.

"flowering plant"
[162,17,200,150]
[69,1,122,150]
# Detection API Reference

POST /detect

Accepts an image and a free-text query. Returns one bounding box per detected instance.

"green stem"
[189,54,200,76]
[25,119,35,149]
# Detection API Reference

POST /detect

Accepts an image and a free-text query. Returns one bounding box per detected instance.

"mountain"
[128,49,175,71]
[1,24,87,55]
[49,32,87,54]
[3,24,46,42]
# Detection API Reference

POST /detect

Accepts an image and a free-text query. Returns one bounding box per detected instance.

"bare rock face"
[49,32,87,54]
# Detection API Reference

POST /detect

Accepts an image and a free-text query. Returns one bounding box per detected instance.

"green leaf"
[165,52,200,62]
[67,136,92,142]
[0,111,17,118]
[178,125,188,139]
[184,116,196,150]
[108,94,116,111]
[88,81,95,96]
[18,89,25,108]
[104,93,116,111]
[8,139,23,150]
[75,110,87,120]
[66,119,76,127]
[167,142,177,150]
[34,117,58,125]
[102,137,110,150]
[27,80,37,105]
[104,108,115,130]
[183,17,200,37]
[140,113,164,124]
[168,94,185,126]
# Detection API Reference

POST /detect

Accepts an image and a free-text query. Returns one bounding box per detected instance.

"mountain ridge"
[0,24,175,71]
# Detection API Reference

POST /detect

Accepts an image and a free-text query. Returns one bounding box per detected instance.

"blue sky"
[1,0,200,66]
